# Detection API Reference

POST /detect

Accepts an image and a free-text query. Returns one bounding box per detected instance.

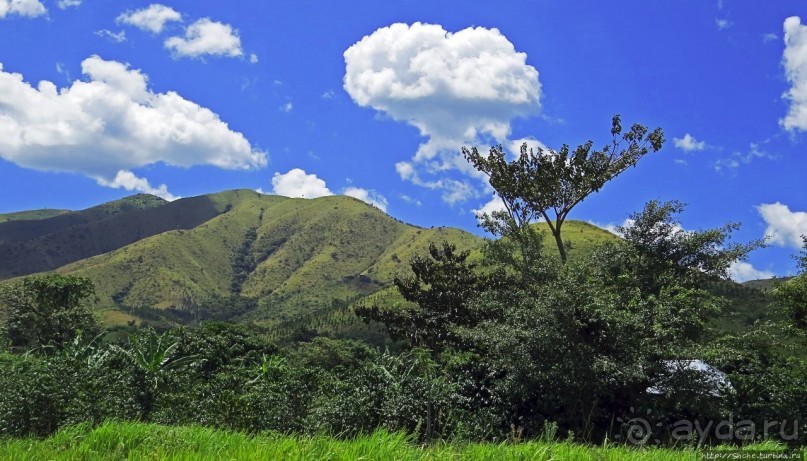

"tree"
[614,200,761,299]
[355,242,489,351]
[774,236,807,329]
[0,274,98,350]
[462,115,664,263]
[461,201,757,440]
[118,329,198,420]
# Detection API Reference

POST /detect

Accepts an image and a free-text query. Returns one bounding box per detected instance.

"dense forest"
[1,118,805,450]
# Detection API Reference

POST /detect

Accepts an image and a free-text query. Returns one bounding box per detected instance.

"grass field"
[0,422,801,461]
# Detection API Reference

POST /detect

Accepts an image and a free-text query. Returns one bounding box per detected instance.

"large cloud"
[758,202,807,248]
[117,4,181,34]
[0,0,46,18]
[781,16,807,131]
[269,168,388,211]
[165,18,243,59]
[0,56,266,199]
[344,23,541,203]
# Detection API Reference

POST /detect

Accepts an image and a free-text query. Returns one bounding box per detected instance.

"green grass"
[1,422,799,461]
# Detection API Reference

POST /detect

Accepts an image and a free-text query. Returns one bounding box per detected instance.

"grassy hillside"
[535,220,618,260]
[0,191,780,335]
[45,191,480,327]
[0,208,69,223]
[0,422,793,461]
[742,277,791,292]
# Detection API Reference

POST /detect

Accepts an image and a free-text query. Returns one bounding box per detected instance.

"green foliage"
[617,200,762,295]
[365,199,763,441]
[0,193,799,450]
[774,237,807,329]
[463,115,664,262]
[0,274,98,350]
[356,242,488,351]
[775,275,807,329]
[0,352,67,437]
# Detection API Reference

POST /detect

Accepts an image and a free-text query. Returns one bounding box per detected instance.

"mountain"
[0,194,216,279]
[0,191,483,327]
[0,209,70,224]
[0,191,777,337]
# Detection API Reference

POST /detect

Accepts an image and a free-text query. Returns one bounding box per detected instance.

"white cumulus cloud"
[0,56,266,198]
[758,202,807,248]
[344,186,388,212]
[117,4,181,34]
[729,261,775,283]
[781,16,807,131]
[97,170,177,201]
[590,218,633,236]
[269,168,388,211]
[271,168,332,199]
[507,137,549,159]
[344,22,541,203]
[473,194,507,223]
[673,133,706,152]
[0,0,46,18]
[165,18,243,59]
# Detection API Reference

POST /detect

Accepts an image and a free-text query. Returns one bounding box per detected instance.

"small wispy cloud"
[95,29,127,43]
[55,62,70,81]
[715,142,774,172]
[279,102,293,113]
[57,0,81,9]
[673,133,706,152]
[716,18,733,30]
[400,194,422,207]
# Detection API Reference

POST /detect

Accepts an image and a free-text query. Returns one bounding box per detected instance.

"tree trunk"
[553,227,567,264]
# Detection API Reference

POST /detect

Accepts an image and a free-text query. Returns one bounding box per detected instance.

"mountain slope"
[0,209,69,224]
[0,194,228,279]
[43,191,479,326]
[2,191,774,335]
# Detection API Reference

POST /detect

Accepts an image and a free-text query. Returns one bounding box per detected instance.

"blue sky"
[1,0,806,280]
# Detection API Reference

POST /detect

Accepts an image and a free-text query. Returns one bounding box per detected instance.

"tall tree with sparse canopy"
[462,115,664,263]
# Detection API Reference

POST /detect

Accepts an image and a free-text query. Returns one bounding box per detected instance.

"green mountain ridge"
[0,208,70,224]
[0,191,776,333]
[0,190,482,326]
